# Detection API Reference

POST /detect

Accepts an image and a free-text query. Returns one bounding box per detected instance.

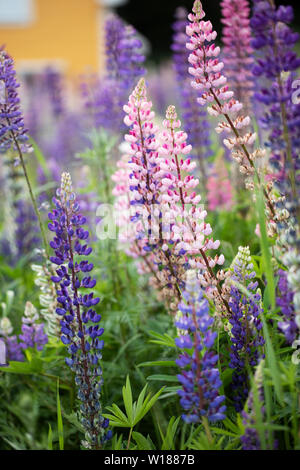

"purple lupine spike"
[84,14,145,134]
[48,172,111,449]
[43,67,64,117]
[227,247,265,412]
[0,49,30,154]
[251,0,300,212]
[105,15,145,88]
[251,0,300,340]
[19,301,48,351]
[277,269,299,344]
[175,270,226,424]
[171,7,212,181]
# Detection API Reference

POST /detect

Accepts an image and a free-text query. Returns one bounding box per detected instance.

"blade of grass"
[57,379,64,450]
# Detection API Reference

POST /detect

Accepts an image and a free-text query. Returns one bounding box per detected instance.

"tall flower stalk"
[251,0,300,222]
[175,270,226,425]
[0,50,49,256]
[227,247,265,411]
[84,14,145,134]
[116,78,230,314]
[185,1,276,223]
[172,6,212,183]
[251,0,300,343]
[48,172,111,449]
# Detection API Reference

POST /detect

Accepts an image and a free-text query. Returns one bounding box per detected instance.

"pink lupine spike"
[158,105,232,315]
[186,1,276,222]
[220,0,254,113]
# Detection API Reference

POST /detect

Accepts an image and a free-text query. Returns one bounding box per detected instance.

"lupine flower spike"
[48,172,111,449]
[175,270,226,424]
[0,49,49,255]
[186,1,276,224]
[172,7,212,182]
[19,301,48,351]
[227,247,265,411]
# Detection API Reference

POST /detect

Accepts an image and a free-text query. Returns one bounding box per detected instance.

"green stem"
[202,416,213,445]
[127,427,133,450]
[10,130,49,257]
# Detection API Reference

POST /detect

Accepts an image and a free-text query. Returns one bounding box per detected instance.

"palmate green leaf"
[104,403,130,427]
[132,431,155,450]
[104,377,165,429]
[133,386,165,425]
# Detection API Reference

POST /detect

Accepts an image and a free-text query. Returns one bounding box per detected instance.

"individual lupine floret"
[172,7,212,181]
[0,316,23,362]
[19,301,48,351]
[227,247,265,411]
[220,0,254,113]
[185,1,276,222]
[0,50,30,154]
[48,172,111,449]
[175,270,226,423]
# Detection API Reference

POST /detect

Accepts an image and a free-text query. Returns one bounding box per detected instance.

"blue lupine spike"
[48,171,111,449]
[175,270,226,424]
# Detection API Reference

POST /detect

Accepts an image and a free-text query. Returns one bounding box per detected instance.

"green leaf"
[122,375,134,425]
[132,431,154,450]
[138,360,176,368]
[57,379,64,450]
[148,331,176,348]
[147,374,178,383]
[48,424,53,450]
[254,182,275,310]
[134,386,165,425]
[159,416,180,450]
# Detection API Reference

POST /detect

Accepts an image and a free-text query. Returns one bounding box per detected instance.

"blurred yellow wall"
[0,0,104,78]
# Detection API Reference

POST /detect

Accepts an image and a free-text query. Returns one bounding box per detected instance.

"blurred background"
[1,0,299,80]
